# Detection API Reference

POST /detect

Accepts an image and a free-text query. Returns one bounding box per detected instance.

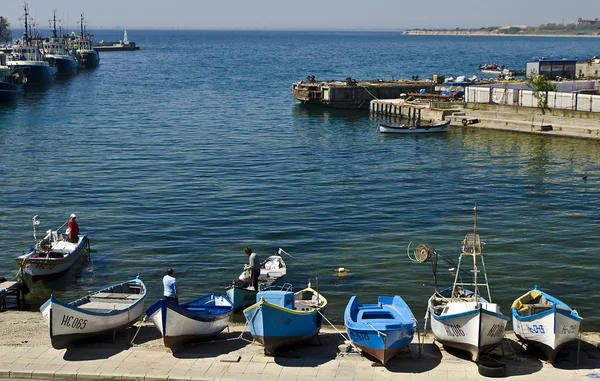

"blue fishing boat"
[345,295,417,365]
[146,293,233,349]
[243,284,327,355]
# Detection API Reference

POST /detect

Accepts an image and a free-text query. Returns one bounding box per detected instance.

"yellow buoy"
[335,267,349,276]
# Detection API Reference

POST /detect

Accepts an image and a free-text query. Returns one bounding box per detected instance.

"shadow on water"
[292,103,369,121]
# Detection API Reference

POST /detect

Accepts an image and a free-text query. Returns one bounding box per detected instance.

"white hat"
[70,213,76,218]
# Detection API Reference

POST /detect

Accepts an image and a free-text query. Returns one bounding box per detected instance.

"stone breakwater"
[1,312,600,380]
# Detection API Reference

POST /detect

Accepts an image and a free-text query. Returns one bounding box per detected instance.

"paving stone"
[76,373,100,381]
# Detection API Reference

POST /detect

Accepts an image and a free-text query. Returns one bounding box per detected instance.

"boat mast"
[23,4,29,44]
[472,204,479,300]
[51,10,58,39]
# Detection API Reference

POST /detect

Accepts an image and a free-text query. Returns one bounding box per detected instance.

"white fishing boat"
[40,277,146,349]
[146,293,233,349]
[511,286,582,363]
[15,216,90,282]
[418,205,509,362]
[226,249,288,312]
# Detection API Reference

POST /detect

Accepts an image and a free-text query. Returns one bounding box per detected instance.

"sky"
[2,0,600,31]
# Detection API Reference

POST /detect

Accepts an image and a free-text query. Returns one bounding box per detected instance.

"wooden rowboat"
[511,286,582,363]
[378,120,450,134]
[146,293,233,349]
[40,277,146,349]
[345,295,417,365]
[243,285,326,355]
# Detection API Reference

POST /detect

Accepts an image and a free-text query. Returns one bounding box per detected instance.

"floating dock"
[293,78,436,109]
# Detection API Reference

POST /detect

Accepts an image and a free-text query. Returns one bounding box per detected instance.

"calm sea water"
[1,31,599,328]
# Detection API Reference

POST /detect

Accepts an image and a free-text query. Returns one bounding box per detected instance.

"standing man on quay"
[67,213,79,243]
[163,268,179,303]
[245,246,260,291]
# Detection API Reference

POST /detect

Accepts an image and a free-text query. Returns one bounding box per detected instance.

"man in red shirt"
[67,213,79,243]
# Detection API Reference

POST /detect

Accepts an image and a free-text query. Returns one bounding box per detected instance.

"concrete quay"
[370,100,600,140]
[1,321,600,381]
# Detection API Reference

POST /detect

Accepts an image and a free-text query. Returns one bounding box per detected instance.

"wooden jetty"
[293,77,436,109]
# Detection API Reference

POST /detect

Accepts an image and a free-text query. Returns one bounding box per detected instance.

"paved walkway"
[1,325,599,380]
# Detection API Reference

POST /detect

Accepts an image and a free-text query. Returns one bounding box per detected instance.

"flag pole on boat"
[32,215,40,243]
[278,248,299,262]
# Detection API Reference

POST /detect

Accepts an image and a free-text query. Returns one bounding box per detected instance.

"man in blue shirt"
[244,247,260,291]
[163,268,179,303]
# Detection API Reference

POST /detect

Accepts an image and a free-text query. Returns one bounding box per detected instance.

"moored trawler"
[42,11,79,77]
[71,13,100,69]
[6,5,57,86]
[0,52,26,101]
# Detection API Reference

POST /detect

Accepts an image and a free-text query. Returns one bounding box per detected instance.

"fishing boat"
[226,250,287,312]
[417,205,509,362]
[6,6,56,86]
[145,293,233,350]
[511,286,582,363]
[71,13,99,69]
[93,27,140,51]
[378,120,450,134]
[0,52,26,101]
[42,12,79,77]
[344,295,417,365]
[15,216,90,282]
[40,277,146,349]
[243,284,327,355]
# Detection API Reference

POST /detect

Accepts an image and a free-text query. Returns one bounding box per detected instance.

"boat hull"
[429,299,508,362]
[511,289,582,363]
[146,294,233,349]
[7,62,56,86]
[53,56,78,76]
[15,235,90,282]
[40,278,146,349]
[226,286,259,313]
[243,288,326,354]
[81,50,100,69]
[345,295,416,365]
[379,121,450,134]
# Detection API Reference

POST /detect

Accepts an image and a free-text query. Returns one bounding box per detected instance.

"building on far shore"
[577,18,599,25]
[526,58,577,80]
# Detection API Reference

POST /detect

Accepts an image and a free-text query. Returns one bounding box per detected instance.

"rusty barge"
[292,77,436,109]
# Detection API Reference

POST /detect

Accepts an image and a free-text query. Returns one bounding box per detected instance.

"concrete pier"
[293,79,435,109]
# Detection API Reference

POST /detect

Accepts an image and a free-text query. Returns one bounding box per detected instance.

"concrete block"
[29,370,55,380]
[0,368,10,378]
[120,374,145,381]
[166,376,192,381]
[219,355,241,363]
[9,369,33,379]
[53,370,78,381]
[97,373,122,381]
[143,374,168,381]
[76,373,100,381]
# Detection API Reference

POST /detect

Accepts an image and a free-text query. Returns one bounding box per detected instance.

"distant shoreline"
[402,30,600,38]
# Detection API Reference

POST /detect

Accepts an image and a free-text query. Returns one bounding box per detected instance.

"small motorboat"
[511,286,582,363]
[243,284,327,355]
[226,250,287,312]
[345,295,417,365]
[378,120,450,134]
[40,277,146,349]
[15,215,90,282]
[146,293,233,350]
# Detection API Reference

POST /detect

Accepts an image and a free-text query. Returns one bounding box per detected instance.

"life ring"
[461,118,468,126]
